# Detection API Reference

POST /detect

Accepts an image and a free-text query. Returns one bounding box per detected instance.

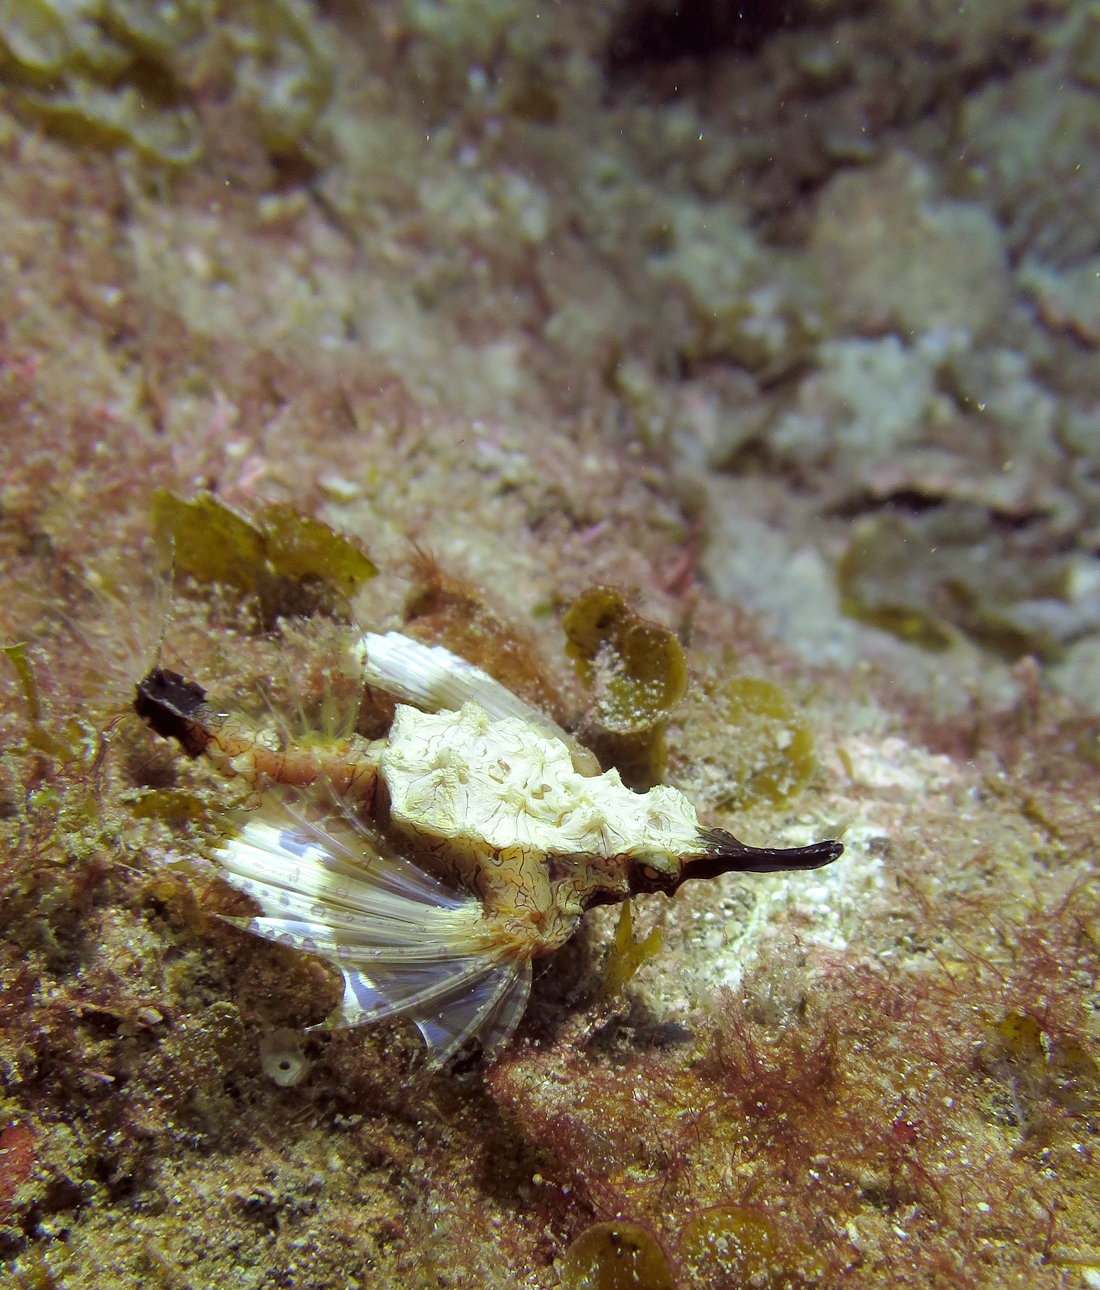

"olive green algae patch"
[600,900,663,1001]
[151,488,377,627]
[561,1220,675,1290]
[564,586,688,789]
[678,1206,826,1290]
[671,671,816,814]
[2,641,87,761]
[710,677,816,810]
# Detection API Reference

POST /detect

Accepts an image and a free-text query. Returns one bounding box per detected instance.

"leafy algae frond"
[600,899,663,999]
[563,585,688,789]
[561,1220,675,1290]
[151,488,377,628]
[2,641,77,761]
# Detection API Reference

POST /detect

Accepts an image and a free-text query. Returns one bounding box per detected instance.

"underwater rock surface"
[1,0,1100,1286]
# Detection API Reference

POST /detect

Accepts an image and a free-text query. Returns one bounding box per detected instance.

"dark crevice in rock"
[607,0,808,68]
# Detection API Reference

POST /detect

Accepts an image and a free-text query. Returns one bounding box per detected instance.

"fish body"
[136,631,842,1065]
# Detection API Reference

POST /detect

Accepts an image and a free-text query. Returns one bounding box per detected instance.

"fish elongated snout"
[622,830,844,898]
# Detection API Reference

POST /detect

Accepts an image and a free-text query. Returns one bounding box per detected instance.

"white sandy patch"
[834,735,957,795]
[635,734,963,1014]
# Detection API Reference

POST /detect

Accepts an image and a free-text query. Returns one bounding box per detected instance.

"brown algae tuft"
[402,548,566,723]
[1,641,74,760]
[977,1009,1100,1125]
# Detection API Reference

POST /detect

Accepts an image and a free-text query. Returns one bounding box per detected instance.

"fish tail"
[134,665,379,798]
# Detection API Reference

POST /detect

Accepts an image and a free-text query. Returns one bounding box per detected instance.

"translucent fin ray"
[334,955,503,1024]
[358,631,591,758]
[214,788,531,1067]
[474,958,532,1062]
[412,958,531,1066]
[359,631,544,724]
[232,916,492,961]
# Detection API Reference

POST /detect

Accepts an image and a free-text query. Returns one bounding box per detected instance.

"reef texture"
[1,0,1100,1287]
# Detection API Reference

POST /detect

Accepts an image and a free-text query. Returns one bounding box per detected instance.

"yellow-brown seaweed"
[563,586,688,788]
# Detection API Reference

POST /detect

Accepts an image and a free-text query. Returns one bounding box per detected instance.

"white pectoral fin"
[359,631,534,723]
[358,631,600,775]
[214,788,532,1066]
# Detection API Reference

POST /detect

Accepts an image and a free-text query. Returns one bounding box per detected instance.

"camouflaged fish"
[135,631,842,1066]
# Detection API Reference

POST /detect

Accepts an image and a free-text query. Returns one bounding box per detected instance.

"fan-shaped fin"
[224,914,486,961]
[224,796,460,905]
[359,631,544,725]
[411,958,532,1066]
[474,958,532,1061]
[213,787,532,1066]
[333,954,502,1026]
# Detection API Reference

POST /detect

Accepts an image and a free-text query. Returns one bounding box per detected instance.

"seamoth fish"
[135,631,843,1067]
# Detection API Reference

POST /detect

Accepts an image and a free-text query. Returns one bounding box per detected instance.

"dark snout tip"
[684,828,845,884]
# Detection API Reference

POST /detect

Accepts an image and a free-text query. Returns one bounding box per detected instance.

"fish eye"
[628,859,672,893]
